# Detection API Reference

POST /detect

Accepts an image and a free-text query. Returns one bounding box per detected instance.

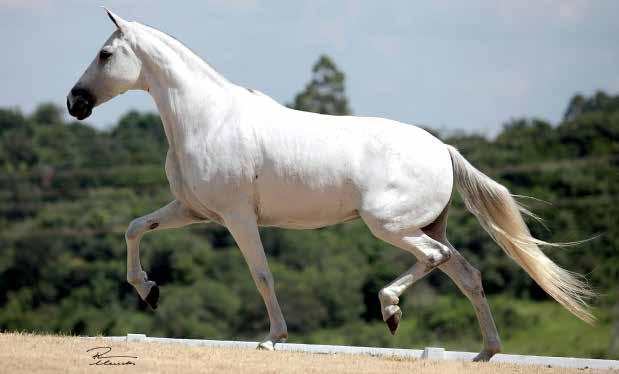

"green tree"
[32,103,64,126]
[564,91,619,122]
[288,55,352,115]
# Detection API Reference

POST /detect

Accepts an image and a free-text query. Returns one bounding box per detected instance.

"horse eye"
[99,49,113,61]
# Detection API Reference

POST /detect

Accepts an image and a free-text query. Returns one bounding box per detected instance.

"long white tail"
[447,145,595,324]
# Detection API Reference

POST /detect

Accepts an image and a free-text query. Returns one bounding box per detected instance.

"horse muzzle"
[67,87,95,120]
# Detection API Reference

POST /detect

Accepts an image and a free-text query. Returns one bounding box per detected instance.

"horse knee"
[126,217,160,241]
[125,218,145,241]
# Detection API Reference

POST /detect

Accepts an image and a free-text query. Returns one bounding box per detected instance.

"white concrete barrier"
[87,334,619,370]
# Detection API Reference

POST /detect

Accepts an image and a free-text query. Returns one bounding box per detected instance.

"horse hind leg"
[369,200,501,360]
[378,262,434,334]
[437,246,502,361]
[375,234,503,361]
[372,232,450,333]
[422,203,502,361]
[364,213,454,334]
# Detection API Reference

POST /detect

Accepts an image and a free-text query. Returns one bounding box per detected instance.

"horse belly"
[256,178,360,229]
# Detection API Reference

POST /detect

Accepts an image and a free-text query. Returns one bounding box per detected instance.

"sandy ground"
[0,332,615,374]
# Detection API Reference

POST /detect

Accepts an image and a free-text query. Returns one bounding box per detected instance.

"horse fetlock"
[378,288,399,307]
[382,304,401,321]
[268,319,288,342]
[378,287,402,335]
[270,329,288,342]
[379,288,401,322]
[128,271,157,303]
[485,339,502,354]
[127,270,147,286]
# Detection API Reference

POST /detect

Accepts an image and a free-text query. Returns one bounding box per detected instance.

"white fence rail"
[89,333,619,370]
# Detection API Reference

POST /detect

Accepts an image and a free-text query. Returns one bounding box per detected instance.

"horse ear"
[102,7,129,31]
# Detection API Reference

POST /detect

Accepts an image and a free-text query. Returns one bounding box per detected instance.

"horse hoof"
[385,309,401,335]
[473,350,495,362]
[145,284,159,310]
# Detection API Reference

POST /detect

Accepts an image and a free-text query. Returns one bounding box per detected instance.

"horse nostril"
[70,88,95,106]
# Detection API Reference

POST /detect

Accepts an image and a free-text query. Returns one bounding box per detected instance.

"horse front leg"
[125,200,203,309]
[223,211,288,350]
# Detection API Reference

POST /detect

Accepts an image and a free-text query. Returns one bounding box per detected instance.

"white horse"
[67,10,593,361]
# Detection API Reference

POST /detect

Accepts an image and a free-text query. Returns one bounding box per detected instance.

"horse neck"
[133,26,233,150]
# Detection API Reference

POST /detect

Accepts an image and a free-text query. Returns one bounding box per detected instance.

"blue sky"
[1,1,618,135]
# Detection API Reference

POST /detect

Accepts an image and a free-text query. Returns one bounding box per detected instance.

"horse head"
[67,9,143,120]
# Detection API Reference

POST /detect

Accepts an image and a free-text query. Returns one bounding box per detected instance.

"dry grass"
[0,332,614,374]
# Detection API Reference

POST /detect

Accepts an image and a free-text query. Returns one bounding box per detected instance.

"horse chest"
[164,148,250,221]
